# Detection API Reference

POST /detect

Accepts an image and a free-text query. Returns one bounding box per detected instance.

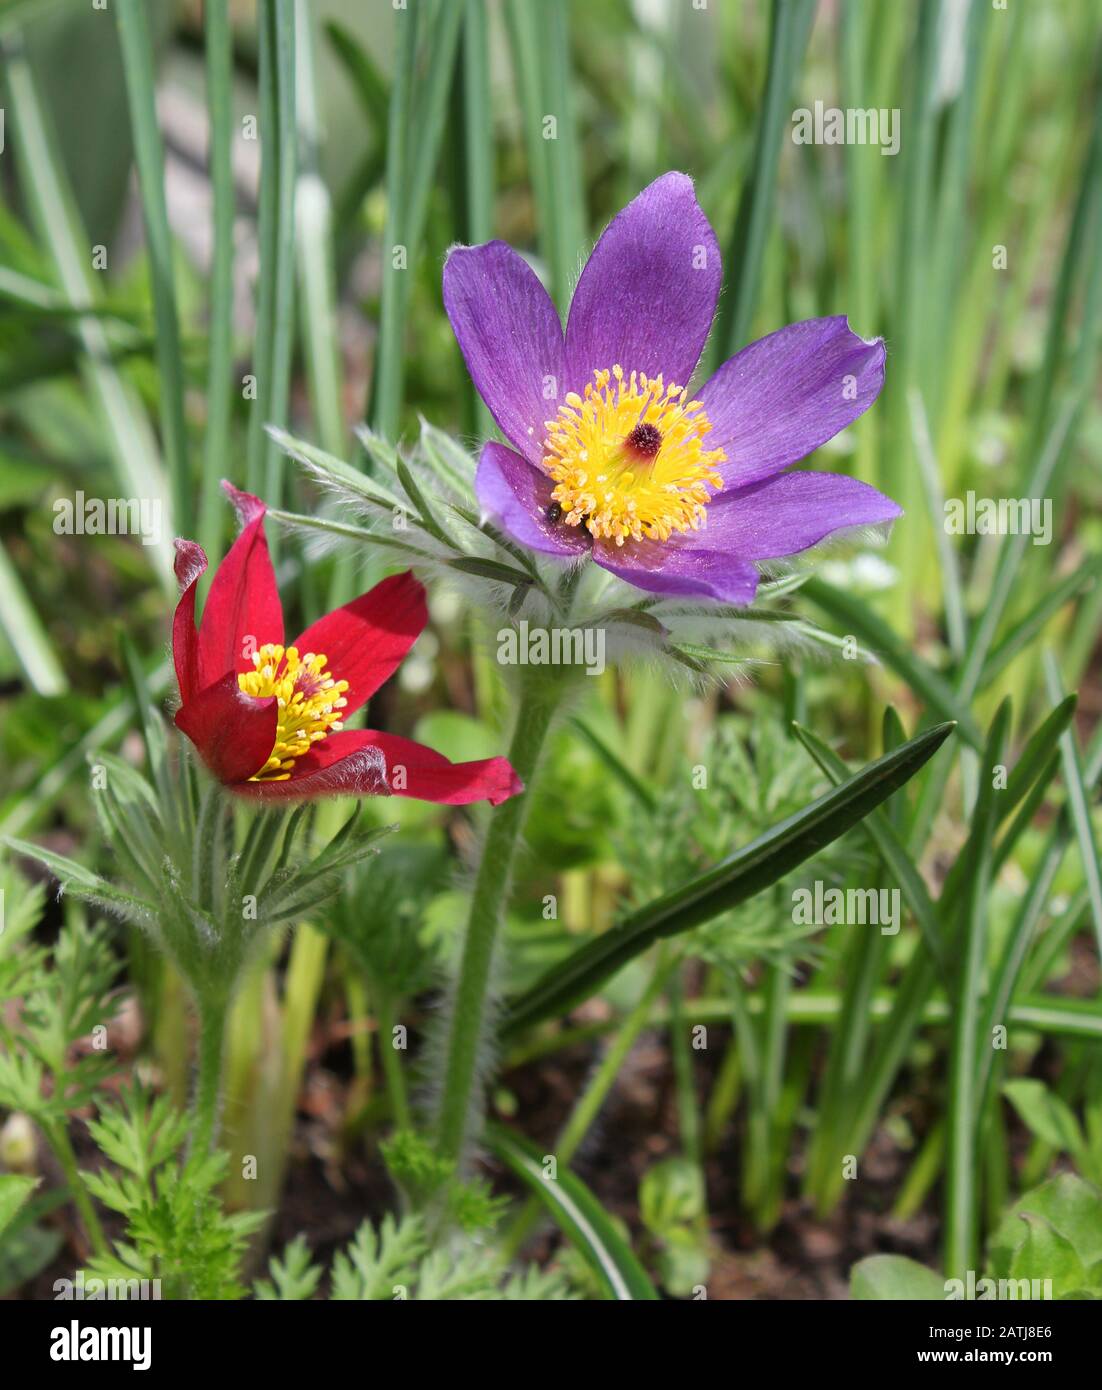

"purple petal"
[476,442,590,557]
[565,173,721,395]
[697,317,886,489]
[702,470,901,559]
[594,537,759,604]
[443,241,564,461]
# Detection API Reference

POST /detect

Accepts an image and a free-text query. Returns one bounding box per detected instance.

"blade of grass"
[5,40,173,582]
[0,660,172,839]
[803,710,903,1202]
[487,1124,659,1300]
[981,557,1102,686]
[0,541,67,695]
[114,0,191,538]
[909,387,966,660]
[943,699,1008,1281]
[812,701,1070,1212]
[801,577,983,747]
[198,0,236,563]
[460,0,494,435]
[245,0,280,495]
[370,0,463,439]
[709,0,818,367]
[262,0,298,518]
[511,989,1102,1069]
[956,399,1079,699]
[535,0,586,315]
[791,722,945,974]
[908,397,1081,850]
[502,0,553,281]
[1043,651,1102,956]
[991,695,1078,874]
[569,716,658,811]
[838,0,878,486]
[925,0,989,424]
[504,721,956,1035]
[294,0,344,461]
[881,0,941,619]
[503,948,677,1258]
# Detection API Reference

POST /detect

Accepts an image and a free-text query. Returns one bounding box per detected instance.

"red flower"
[172,484,522,806]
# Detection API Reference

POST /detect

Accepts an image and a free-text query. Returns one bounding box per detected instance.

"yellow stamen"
[543,365,726,546]
[237,643,349,781]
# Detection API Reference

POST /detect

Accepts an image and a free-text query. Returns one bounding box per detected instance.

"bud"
[0,1112,37,1172]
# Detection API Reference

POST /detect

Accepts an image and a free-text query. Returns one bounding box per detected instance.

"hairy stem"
[191,997,229,1154]
[435,667,570,1162]
[375,988,411,1132]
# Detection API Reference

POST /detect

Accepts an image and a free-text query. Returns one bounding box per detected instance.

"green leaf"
[992,694,1078,874]
[791,722,945,974]
[1003,1079,1086,1158]
[988,1174,1102,1278]
[1009,1216,1090,1298]
[0,1174,39,1243]
[487,1125,658,1301]
[850,1254,947,1301]
[330,1213,427,1301]
[267,426,404,510]
[505,721,956,1033]
[396,456,452,545]
[4,836,110,892]
[0,1220,62,1296]
[255,1235,323,1301]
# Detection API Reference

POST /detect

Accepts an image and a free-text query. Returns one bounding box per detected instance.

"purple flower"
[442,172,900,605]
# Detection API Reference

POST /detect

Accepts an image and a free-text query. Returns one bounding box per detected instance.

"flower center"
[543,365,726,546]
[237,643,349,781]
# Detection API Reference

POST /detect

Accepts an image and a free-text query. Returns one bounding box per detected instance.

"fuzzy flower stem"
[435,664,572,1162]
[375,988,411,1132]
[191,996,229,1154]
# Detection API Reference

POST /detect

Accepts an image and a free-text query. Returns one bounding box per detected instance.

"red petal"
[174,673,277,784]
[230,728,523,805]
[288,571,428,716]
[197,484,284,686]
[173,539,208,704]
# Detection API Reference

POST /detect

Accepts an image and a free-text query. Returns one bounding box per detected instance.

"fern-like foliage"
[0,912,118,1121]
[379,1129,508,1234]
[80,1087,265,1300]
[258,1213,576,1301]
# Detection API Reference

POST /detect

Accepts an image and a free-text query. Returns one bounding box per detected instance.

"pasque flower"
[172,484,521,805]
[443,172,900,604]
